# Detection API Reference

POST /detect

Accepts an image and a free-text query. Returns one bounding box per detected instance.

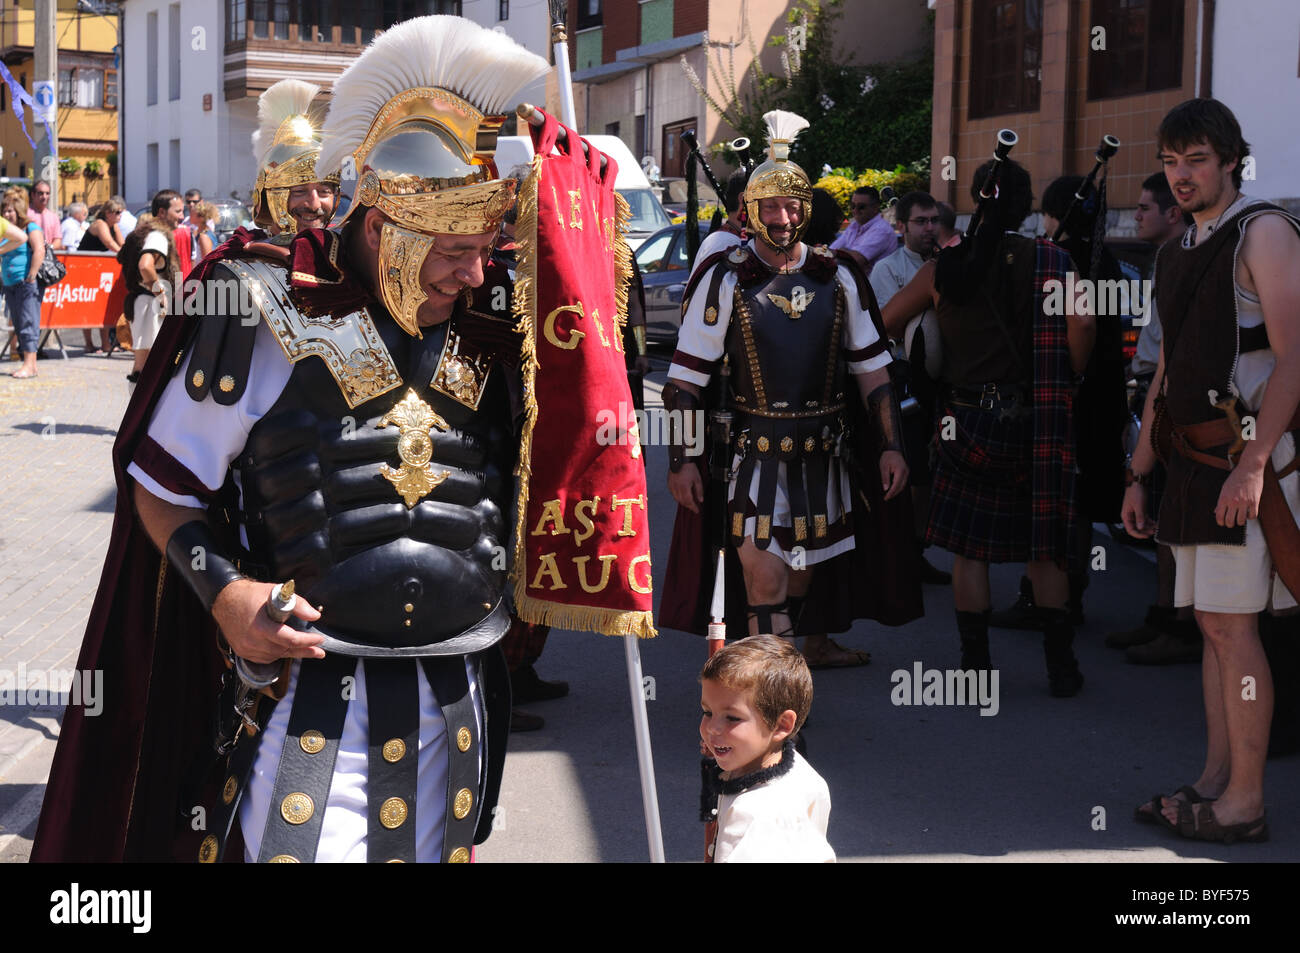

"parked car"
[212,202,255,243]
[634,222,710,345]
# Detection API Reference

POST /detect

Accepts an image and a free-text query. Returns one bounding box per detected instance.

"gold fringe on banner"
[508,150,655,639]
[509,151,543,623]
[611,190,633,335]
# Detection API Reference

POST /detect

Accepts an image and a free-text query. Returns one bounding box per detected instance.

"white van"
[494,134,672,250]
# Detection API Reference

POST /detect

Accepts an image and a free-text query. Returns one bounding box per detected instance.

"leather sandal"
[1134,785,1214,826]
[1171,802,1269,845]
[803,638,871,669]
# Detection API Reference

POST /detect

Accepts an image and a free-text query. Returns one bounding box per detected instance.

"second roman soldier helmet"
[251,79,340,233]
[744,110,813,252]
[317,15,549,337]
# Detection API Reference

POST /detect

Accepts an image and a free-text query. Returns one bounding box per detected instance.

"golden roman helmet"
[744,110,814,252]
[251,80,340,233]
[317,16,549,337]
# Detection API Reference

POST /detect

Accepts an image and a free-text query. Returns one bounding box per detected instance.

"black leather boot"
[1042,609,1084,697]
[988,576,1041,630]
[956,609,992,672]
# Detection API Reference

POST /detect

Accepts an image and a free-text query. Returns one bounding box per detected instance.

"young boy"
[700,635,835,862]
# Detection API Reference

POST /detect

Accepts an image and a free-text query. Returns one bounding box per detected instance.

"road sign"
[32,81,56,124]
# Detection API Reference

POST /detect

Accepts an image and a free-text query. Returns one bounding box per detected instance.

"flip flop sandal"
[1134,785,1214,826]
[1173,802,1269,845]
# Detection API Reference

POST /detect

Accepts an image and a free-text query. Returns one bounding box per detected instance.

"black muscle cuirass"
[727,268,846,419]
[234,317,517,652]
[723,265,848,549]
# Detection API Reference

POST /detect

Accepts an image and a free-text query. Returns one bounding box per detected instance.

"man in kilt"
[885,158,1094,695]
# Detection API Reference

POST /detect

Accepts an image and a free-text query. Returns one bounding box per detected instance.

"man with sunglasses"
[830,186,897,274]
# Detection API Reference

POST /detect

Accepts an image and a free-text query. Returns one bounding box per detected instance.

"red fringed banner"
[511,112,656,637]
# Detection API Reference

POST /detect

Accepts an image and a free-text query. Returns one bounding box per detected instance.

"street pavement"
[1,344,1297,863]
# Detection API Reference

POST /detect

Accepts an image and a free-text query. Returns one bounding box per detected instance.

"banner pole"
[550,15,579,130]
[623,630,666,862]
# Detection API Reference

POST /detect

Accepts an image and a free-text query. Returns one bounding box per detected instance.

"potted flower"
[83,158,104,180]
[58,157,82,178]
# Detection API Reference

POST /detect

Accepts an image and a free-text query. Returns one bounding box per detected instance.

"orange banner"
[40,251,128,329]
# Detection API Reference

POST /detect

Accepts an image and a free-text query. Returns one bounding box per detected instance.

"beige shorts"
[130,294,164,350]
[1171,516,1298,614]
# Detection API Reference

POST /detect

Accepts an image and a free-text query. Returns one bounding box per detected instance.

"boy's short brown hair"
[701,635,813,733]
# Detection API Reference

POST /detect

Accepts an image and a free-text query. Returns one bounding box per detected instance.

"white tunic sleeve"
[668,263,737,388]
[127,317,294,508]
[840,264,892,374]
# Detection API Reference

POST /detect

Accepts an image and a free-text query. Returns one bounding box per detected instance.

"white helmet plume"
[252,79,323,163]
[763,109,810,146]
[318,15,549,175]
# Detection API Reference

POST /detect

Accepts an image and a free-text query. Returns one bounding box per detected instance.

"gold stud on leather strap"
[382,738,406,763]
[198,835,218,863]
[281,792,314,825]
[379,797,408,829]
[453,788,473,820]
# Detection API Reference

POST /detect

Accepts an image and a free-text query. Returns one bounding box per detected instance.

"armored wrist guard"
[866,382,904,455]
[662,382,701,473]
[165,520,246,613]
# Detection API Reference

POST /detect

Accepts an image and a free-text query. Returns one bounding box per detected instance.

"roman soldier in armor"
[250,79,341,236]
[33,16,550,863]
[660,110,922,666]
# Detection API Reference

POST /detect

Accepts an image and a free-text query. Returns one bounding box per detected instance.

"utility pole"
[33,0,59,201]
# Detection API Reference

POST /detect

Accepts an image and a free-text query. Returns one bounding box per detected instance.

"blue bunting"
[0,60,57,153]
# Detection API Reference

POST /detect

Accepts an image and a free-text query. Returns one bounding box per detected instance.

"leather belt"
[294,600,511,658]
[1172,408,1300,599]
[728,401,846,420]
[947,383,1027,412]
[1171,416,1239,471]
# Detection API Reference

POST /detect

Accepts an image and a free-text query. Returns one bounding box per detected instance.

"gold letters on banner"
[526,496,650,593]
[377,390,451,507]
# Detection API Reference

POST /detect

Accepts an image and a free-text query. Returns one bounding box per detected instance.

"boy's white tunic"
[712,750,835,863]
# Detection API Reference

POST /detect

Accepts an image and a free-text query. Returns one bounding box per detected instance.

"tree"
[683,0,933,177]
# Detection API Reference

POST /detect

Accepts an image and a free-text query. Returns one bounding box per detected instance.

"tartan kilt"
[926,400,1033,563]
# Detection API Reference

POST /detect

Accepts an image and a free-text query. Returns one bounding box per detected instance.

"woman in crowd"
[78,197,127,253]
[191,201,219,261]
[1,188,46,379]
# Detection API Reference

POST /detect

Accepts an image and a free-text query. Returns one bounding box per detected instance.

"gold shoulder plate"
[222,258,403,409]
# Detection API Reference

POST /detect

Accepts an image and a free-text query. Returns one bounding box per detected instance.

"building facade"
[928,0,1300,231]
[568,0,931,179]
[120,0,522,209]
[0,1,120,207]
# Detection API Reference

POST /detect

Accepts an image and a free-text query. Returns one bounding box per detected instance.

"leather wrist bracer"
[661,382,701,473]
[165,520,246,613]
[866,382,905,455]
